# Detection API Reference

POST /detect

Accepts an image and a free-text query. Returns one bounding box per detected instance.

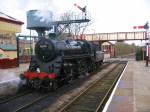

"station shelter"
[102,41,115,58]
[0,12,23,68]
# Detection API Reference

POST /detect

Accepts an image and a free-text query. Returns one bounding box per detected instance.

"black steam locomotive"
[20,36,104,90]
[20,9,104,90]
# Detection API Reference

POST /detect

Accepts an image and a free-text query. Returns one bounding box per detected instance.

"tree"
[58,11,92,39]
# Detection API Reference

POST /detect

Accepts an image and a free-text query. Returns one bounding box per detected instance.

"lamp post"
[144,22,149,67]
[16,36,19,67]
[91,29,95,41]
[30,30,32,55]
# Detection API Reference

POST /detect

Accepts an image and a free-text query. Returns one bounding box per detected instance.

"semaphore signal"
[74,3,86,12]
[133,22,149,29]
[133,26,144,29]
[74,3,87,19]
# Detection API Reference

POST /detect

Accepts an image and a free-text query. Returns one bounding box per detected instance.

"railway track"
[0,90,51,112]
[0,61,124,112]
[59,62,126,112]
[0,90,32,104]
[0,63,112,112]
[14,92,53,112]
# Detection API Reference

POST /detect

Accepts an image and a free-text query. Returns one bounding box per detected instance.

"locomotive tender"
[20,10,104,90]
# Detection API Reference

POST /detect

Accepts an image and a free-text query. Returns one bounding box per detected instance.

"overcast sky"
[0,0,150,36]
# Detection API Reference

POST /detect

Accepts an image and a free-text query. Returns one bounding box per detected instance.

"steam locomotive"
[20,10,104,90]
[20,36,104,90]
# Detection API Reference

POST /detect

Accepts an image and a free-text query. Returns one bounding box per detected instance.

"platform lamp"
[144,22,149,67]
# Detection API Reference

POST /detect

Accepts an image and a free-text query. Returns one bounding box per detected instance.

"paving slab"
[106,60,150,112]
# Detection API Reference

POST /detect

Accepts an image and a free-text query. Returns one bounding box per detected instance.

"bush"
[115,42,136,56]
[135,47,146,61]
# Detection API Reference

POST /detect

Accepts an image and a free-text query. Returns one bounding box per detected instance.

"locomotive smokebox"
[27,10,53,36]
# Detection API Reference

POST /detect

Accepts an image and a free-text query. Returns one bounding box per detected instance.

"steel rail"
[0,90,32,104]
[14,93,51,112]
[58,62,120,112]
[0,61,119,112]
[95,63,126,112]
[14,63,112,112]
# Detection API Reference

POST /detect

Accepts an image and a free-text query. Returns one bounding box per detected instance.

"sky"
[0,0,150,45]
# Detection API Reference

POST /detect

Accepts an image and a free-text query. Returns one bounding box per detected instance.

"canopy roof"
[0,12,23,25]
[0,12,24,33]
[0,44,16,51]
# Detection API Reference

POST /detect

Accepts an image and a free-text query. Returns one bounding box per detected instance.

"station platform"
[105,60,150,112]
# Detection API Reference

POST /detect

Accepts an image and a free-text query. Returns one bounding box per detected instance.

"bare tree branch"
[59,11,92,39]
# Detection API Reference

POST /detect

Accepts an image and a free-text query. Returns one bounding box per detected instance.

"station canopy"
[0,12,24,33]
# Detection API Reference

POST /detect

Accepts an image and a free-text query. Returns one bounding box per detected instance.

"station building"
[102,41,115,58]
[0,12,23,59]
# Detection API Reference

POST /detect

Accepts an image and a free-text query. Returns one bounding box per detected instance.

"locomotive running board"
[63,54,92,59]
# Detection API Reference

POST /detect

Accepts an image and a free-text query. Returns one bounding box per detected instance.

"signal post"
[144,22,149,67]
[134,22,149,67]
